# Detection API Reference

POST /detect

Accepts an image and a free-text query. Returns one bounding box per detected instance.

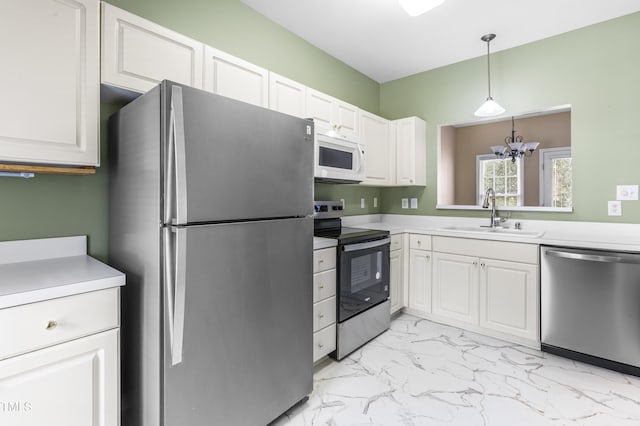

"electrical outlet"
[373,197,378,208]
[410,198,418,209]
[340,198,345,208]
[360,198,365,209]
[608,200,622,216]
[617,185,639,201]
[401,198,409,209]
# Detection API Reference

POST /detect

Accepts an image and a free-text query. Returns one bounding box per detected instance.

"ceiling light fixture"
[398,0,446,17]
[490,117,540,162]
[475,33,505,117]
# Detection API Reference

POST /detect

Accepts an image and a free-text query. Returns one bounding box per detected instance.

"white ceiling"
[240,0,640,83]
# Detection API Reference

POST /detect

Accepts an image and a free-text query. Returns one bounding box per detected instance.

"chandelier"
[490,117,540,162]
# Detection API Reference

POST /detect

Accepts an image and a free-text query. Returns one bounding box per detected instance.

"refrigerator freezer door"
[162,218,313,426]
[163,82,314,225]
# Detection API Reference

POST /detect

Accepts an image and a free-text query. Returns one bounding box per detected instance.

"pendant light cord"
[486,39,492,99]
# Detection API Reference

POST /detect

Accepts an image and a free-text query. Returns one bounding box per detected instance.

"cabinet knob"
[473,261,478,266]
[319,313,324,319]
[417,240,421,246]
[319,284,324,289]
[426,255,431,260]
[45,320,58,330]
[318,343,324,348]
[481,263,486,268]
[319,259,324,264]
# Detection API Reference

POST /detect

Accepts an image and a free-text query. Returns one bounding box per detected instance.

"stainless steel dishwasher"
[541,245,640,376]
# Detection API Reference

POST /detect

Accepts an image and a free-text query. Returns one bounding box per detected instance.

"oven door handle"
[343,237,390,252]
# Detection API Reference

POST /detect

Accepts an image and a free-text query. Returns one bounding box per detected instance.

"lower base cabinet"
[0,329,119,426]
[418,236,540,348]
[313,247,337,362]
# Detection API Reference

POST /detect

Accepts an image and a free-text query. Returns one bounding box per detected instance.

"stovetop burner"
[313,201,388,244]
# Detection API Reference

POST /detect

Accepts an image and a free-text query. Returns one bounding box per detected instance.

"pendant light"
[398,0,446,17]
[474,33,505,117]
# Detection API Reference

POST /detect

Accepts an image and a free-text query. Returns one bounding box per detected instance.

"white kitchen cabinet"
[394,117,426,186]
[0,0,99,166]
[431,252,479,326]
[480,258,538,343]
[313,247,337,362]
[430,236,540,347]
[407,234,432,315]
[269,72,307,118]
[203,46,269,107]
[306,88,359,140]
[101,2,204,93]
[360,111,392,185]
[389,234,404,314]
[0,288,120,426]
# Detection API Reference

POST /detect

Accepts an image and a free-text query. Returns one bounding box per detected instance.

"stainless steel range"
[313,201,391,360]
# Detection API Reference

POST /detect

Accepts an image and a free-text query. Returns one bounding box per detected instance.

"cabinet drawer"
[390,234,403,251]
[410,234,432,250]
[313,296,336,332]
[313,269,336,302]
[0,288,119,360]
[313,323,336,362]
[314,247,336,273]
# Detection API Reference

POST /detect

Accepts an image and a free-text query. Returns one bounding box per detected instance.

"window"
[540,147,572,208]
[476,154,523,206]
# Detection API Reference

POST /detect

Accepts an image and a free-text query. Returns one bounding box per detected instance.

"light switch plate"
[360,198,365,208]
[608,200,622,216]
[616,185,639,201]
[410,198,418,209]
[401,198,409,209]
[373,197,378,208]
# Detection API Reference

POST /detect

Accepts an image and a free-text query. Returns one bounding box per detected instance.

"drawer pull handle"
[318,343,324,348]
[319,284,324,289]
[45,320,58,330]
[319,313,324,319]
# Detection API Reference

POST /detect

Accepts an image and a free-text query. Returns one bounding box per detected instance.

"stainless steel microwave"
[314,133,365,183]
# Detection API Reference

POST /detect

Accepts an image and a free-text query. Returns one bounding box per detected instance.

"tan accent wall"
[444,111,570,206]
[438,125,456,205]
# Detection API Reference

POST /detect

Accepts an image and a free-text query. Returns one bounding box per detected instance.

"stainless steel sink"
[438,225,544,238]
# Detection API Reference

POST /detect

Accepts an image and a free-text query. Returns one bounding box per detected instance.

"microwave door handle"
[355,143,365,173]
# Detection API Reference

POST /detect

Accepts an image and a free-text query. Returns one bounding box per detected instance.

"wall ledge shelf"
[0,164,96,176]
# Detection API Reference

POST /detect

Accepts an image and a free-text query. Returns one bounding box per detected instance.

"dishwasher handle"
[545,248,640,264]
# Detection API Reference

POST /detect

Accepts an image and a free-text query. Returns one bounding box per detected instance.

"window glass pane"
[477,156,522,207]
[495,177,505,193]
[552,157,572,208]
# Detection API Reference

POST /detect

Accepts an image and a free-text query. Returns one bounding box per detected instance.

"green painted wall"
[0,0,379,258]
[379,12,640,223]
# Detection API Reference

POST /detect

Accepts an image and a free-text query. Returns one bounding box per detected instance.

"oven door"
[338,237,390,322]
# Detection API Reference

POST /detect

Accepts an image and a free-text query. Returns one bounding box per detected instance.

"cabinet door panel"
[101,3,203,93]
[408,249,431,314]
[0,329,119,426]
[432,252,478,324]
[480,259,538,342]
[0,0,99,165]
[269,72,306,118]
[360,111,391,185]
[306,89,333,132]
[389,249,403,314]
[203,46,268,107]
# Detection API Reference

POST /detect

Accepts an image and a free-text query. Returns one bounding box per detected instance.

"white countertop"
[314,237,337,250]
[0,236,125,309]
[342,214,640,252]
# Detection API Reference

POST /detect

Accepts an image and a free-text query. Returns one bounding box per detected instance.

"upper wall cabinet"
[269,73,307,118]
[306,89,359,140]
[395,117,426,186]
[101,3,203,93]
[359,111,391,185]
[203,46,268,108]
[0,0,99,166]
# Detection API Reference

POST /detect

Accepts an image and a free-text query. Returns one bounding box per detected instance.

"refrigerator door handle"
[170,85,188,225]
[165,226,187,366]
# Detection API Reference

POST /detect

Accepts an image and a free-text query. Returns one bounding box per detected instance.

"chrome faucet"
[482,188,498,227]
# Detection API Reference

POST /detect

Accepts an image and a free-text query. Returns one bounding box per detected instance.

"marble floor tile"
[273,313,640,426]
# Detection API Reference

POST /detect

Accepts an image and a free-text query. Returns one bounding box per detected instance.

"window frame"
[539,146,572,207]
[476,154,524,207]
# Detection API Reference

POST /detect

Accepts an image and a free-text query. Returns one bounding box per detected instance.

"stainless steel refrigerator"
[108,81,314,426]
